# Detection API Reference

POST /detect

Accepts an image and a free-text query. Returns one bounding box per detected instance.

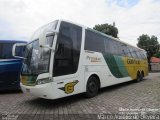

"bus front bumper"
[20,83,55,99]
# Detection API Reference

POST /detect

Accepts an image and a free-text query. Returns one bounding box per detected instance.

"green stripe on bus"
[103,54,129,78]
[113,55,129,77]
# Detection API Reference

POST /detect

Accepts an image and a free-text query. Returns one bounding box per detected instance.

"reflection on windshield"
[22,20,57,75]
[22,40,39,74]
[22,36,54,75]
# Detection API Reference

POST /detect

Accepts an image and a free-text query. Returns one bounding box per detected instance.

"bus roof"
[0,40,27,43]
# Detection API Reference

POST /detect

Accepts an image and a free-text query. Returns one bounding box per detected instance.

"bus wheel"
[85,76,99,98]
[141,72,144,80]
[136,72,142,82]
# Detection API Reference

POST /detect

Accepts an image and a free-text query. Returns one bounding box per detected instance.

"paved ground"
[0,73,160,120]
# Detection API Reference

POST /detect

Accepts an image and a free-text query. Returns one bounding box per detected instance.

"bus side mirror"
[12,43,27,59]
[39,29,58,52]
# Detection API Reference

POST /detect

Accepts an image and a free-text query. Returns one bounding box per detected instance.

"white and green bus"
[14,20,148,99]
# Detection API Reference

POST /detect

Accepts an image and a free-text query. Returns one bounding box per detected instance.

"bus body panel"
[0,40,26,91]
[83,51,133,88]
[21,66,85,99]
[0,59,22,90]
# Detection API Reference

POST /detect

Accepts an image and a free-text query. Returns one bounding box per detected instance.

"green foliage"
[93,23,118,38]
[137,34,160,71]
[137,34,160,57]
[153,52,160,58]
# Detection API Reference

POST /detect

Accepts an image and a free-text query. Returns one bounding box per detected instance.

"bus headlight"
[36,78,53,85]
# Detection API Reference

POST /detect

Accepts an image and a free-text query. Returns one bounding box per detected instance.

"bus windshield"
[22,20,57,75]
[22,36,54,75]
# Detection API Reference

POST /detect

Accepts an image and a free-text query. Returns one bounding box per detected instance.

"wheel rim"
[88,81,97,94]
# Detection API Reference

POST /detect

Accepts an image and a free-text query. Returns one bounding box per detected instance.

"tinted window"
[136,50,142,59]
[118,44,127,57]
[53,22,82,76]
[110,40,119,55]
[131,48,139,58]
[128,46,134,58]
[15,45,26,57]
[116,42,124,56]
[85,30,105,53]
[104,37,111,53]
[0,43,14,59]
[140,51,147,59]
[127,46,133,57]
[84,29,142,59]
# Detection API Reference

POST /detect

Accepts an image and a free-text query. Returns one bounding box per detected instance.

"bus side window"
[110,40,119,55]
[15,46,26,58]
[85,30,105,53]
[121,45,131,58]
[141,51,147,59]
[104,37,111,54]
[136,50,141,59]
[57,35,72,59]
[132,48,139,59]
[119,44,128,57]
[129,47,138,58]
[143,52,147,59]
[0,43,14,59]
[53,22,82,77]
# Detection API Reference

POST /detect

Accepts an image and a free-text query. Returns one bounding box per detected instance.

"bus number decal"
[59,80,79,94]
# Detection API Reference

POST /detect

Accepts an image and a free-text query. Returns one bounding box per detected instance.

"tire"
[85,76,99,98]
[136,72,142,82]
[141,72,144,81]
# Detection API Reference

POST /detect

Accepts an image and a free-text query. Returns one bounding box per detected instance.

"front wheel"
[85,76,99,98]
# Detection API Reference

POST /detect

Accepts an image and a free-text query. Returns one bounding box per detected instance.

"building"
[150,57,160,72]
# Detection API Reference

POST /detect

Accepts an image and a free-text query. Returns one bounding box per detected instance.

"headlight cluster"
[36,78,53,85]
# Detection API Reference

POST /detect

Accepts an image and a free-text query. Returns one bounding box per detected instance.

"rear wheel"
[141,72,144,80]
[85,76,99,98]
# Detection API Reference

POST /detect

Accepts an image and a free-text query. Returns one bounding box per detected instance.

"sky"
[0,0,160,46]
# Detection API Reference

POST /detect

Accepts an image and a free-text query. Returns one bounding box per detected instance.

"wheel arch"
[137,70,141,75]
[85,73,101,91]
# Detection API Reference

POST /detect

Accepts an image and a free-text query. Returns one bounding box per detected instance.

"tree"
[137,34,159,56]
[137,34,160,70]
[93,23,118,38]
[153,52,160,58]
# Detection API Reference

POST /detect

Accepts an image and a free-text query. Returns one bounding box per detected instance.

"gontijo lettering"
[127,59,140,64]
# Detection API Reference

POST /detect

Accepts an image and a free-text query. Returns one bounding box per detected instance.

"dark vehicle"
[0,40,27,90]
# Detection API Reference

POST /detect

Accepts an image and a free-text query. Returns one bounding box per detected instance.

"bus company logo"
[87,56,101,62]
[59,80,79,94]
[127,59,140,64]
